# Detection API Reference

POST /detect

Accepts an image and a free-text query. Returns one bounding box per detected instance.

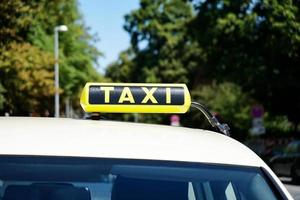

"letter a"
[118,87,135,103]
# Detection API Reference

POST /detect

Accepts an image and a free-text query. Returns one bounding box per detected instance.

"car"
[244,139,266,157]
[270,140,300,182]
[0,83,293,199]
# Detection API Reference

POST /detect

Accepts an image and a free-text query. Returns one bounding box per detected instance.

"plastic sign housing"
[80,83,191,113]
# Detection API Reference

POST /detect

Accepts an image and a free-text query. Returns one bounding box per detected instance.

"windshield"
[0,157,281,200]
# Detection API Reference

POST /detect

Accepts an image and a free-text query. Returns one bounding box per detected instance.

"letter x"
[141,87,158,103]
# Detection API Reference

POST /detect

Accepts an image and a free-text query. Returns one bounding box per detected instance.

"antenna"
[191,102,230,136]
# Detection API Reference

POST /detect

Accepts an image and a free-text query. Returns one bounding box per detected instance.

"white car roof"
[0,117,264,167]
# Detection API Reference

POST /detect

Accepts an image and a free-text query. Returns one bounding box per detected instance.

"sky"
[78,0,140,72]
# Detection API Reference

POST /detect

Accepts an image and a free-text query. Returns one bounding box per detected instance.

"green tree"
[190,0,300,132]
[0,43,54,115]
[106,48,136,82]
[188,82,252,139]
[107,0,202,86]
[0,0,35,45]
[0,0,103,115]
[106,0,299,137]
[27,0,103,111]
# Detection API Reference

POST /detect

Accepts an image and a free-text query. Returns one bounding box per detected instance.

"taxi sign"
[80,83,191,113]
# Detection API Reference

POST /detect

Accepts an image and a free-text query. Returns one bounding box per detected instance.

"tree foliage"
[106,0,299,136]
[107,0,202,86]
[0,0,103,116]
[0,43,54,115]
[192,82,252,134]
[190,0,300,129]
[0,0,35,45]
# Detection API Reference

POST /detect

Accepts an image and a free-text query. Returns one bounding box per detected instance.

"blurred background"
[0,0,300,190]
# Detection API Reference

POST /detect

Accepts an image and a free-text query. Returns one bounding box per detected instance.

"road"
[286,184,300,200]
[281,177,300,199]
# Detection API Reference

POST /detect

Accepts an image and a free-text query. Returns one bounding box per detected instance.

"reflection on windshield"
[0,157,280,200]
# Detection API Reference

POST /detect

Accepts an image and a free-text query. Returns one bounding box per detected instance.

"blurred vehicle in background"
[244,139,284,163]
[269,140,300,182]
[244,139,266,156]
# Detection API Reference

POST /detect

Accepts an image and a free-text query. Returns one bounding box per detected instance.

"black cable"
[191,102,230,136]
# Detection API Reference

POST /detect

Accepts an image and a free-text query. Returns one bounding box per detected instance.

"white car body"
[0,117,293,199]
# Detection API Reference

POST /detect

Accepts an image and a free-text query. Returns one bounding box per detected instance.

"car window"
[0,157,281,200]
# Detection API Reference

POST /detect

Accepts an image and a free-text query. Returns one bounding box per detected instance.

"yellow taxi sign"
[80,83,191,113]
